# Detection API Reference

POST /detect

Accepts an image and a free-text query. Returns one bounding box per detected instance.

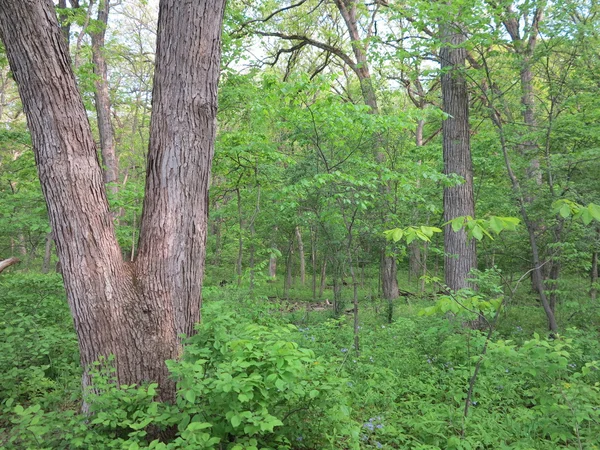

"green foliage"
[1,297,358,449]
[384,225,442,244]
[553,200,600,225]
[170,301,359,449]
[419,291,503,320]
[0,274,79,408]
[444,216,520,241]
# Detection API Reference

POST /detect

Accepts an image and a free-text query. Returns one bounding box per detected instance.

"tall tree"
[90,0,119,192]
[440,18,477,291]
[0,0,226,403]
[243,0,402,300]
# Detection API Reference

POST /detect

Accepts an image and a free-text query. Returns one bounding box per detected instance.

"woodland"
[1,0,600,448]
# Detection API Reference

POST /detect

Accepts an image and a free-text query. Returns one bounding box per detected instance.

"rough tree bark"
[0,0,226,403]
[440,21,477,291]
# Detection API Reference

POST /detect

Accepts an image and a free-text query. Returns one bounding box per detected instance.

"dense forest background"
[1,0,600,448]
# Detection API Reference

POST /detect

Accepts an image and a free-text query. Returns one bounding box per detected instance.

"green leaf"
[489,216,503,234]
[471,225,484,241]
[230,414,242,428]
[559,203,571,218]
[184,389,196,403]
[451,218,464,233]
[187,422,212,431]
[589,203,600,221]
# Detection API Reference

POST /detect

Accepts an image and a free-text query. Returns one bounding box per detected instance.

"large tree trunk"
[440,22,477,291]
[0,0,226,404]
[90,0,118,193]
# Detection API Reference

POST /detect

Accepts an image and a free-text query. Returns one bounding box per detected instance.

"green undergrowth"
[1,274,600,449]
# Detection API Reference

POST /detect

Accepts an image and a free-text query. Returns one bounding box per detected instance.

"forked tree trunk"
[440,22,477,291]
[0,0,226,404]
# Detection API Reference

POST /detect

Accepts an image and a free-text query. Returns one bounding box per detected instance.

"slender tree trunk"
[213,218,222,266]
[547,219,564,313]
[311,227,317,300]
[90,0,118,193]
[295,226,305,286]
[420,242,428,294]
[319,257,327,298]
[56,0,75,46]
[284,239,294,300]
[548,260,560,313]
[248,187,260,291]
[591,250,598,301]
[409,241,421,282]
[335,0,405,300]
[493,114,559,332]
[0,0,226,404]
[440,21,477,291]
[42,232,53,273]
[236,188,243,287]
[269,243,277,280]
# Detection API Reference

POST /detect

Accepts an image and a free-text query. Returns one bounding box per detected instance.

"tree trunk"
[90,0,118,193]
[0,257,19,274]
[591,250,598,301]
[493,111,559,333]
[0,0,226,404]
[248,187,260,291]
[42,232,53,273]
[409,241,421,282]
[382,252,400,300]
[269,243,277,280]
[420,242,428,294]
[284,239,294,300]
[311,227,317,300]
[319,257,327,298]
[440,22,477,291]
[236,188,243,287]
[295,226,305,286]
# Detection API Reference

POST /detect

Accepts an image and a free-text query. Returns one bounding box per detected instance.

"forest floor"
[1,271,600,449]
